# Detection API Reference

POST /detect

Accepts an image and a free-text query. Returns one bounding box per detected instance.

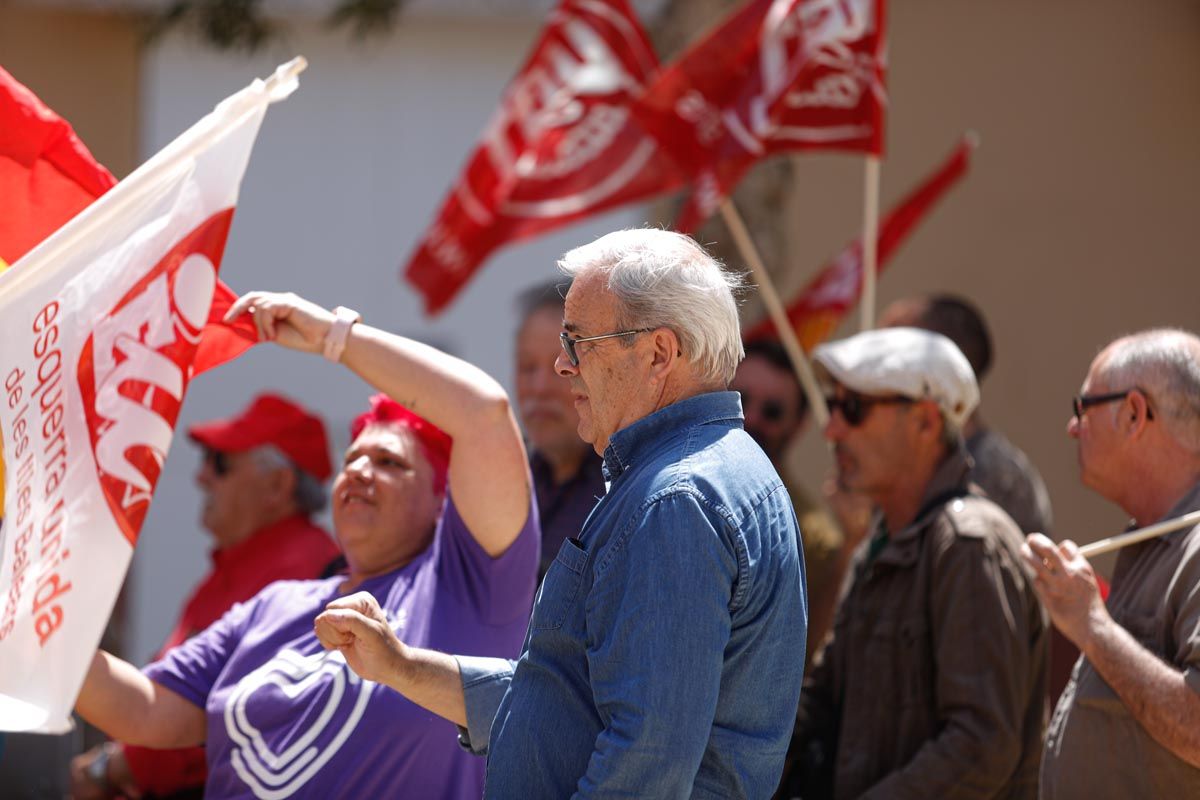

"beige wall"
[0,4,140,177]
[755,0,1200,574]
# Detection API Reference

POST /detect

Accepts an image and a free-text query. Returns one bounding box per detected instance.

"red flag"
[0,66,117,266]
[745,135,974,348]
[633,0,886,231]
[0,65,255,374]
[403,0,686,315]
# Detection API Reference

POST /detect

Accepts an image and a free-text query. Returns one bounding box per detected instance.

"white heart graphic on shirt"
[223,647,374,800]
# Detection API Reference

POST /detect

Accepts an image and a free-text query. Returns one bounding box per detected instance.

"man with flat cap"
[71,393,340,800]
[781,328,1047,800]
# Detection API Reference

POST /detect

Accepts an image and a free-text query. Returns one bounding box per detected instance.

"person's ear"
[916,400,943,442]
[1124,390,1153,438]
[268,465,297,508]
[647,327,680,382]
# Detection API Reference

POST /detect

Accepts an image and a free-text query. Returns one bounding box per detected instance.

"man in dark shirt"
[514,281,605,577]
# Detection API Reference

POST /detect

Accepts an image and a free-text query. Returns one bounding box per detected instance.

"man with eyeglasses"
[70,393,340,800]
[732,339,843,668]
[1024,328,1200,798]
[781,327,1047,800]
[315,228,806,798]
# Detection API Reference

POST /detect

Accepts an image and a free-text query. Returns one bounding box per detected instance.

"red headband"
[350,394,452,493]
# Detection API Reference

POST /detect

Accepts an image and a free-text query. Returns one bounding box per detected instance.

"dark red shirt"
[123,515,340,797]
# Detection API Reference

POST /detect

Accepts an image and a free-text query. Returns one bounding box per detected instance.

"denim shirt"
[458,391,807,799]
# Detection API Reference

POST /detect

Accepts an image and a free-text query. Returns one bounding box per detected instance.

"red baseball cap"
[188,393,333,481]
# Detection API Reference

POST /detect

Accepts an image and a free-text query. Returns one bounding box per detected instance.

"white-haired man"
[782,328,1047,800]
[315,229,806,798]
[1024,328,1200,798]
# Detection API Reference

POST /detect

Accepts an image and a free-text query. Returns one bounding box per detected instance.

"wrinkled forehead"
[562,271,619,332]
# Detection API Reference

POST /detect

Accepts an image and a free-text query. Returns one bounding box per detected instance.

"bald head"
[1096,328,1200,455]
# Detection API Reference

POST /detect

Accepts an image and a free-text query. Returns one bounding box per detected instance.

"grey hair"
[557,229,746,385]
[250,445,329,515]
[1101,328,1200,454]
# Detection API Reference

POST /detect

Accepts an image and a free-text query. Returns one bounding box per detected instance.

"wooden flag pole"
[859,154,881,331]
[1079,509,1200,559]
[719,200,830,429]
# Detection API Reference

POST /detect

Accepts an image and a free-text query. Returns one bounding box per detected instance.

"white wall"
[129,15,647,662]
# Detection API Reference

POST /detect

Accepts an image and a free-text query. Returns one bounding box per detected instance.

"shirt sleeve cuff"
[454,655,516,756]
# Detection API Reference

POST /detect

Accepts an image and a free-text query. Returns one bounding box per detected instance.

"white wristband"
[323,306,361,363]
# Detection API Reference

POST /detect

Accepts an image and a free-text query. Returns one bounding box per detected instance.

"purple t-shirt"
[144,495,538,800]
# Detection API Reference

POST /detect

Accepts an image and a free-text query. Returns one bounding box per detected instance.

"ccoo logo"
[76,210,235,546]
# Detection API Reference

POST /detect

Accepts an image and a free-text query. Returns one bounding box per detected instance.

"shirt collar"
[601,391,743,481]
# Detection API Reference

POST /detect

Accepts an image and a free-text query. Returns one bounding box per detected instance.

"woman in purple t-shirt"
[73,292,540,799]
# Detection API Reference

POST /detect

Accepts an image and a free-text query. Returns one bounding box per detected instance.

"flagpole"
[859,154,881,331]
[1079,510,1200,559]
[719,200,830,428]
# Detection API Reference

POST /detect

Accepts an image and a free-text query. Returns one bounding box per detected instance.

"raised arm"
[227,292,531,556]
[74,651,206,748]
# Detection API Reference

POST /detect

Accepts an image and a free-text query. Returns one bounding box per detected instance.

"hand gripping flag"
[634,0,886,231]
[0,65,257,374]
[745,135,974,348]
[0,59,302,733]
[403,0,686,314]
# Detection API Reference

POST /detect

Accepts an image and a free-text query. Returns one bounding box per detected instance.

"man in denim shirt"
[315,229,808,799]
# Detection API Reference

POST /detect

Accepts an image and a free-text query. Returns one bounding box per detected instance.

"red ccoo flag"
[403,0,687,315]
[0,65,256,374]
[745,135,974,348]
[634,0,886,231]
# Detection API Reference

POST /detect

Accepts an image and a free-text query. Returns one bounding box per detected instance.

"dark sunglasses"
[1071,389,1154,423]
[826,392,914,427]
[204,449,231,477]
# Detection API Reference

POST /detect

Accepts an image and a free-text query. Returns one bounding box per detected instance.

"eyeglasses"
[1071,389,1154,422]
[825,392,914,427]
[559,328,655,367]
[203,449,231,477]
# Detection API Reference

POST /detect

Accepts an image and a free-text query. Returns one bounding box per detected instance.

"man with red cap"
[70,393,339,800]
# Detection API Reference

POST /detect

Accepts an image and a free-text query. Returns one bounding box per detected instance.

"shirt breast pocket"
[531,538,589,632]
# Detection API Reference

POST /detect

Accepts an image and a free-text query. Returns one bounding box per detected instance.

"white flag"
[0,58,302,733]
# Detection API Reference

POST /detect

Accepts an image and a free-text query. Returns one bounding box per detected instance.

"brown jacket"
[784,450,1048,799]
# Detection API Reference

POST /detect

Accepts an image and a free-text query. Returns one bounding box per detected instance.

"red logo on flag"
[76,210,235,545]
[404,0,685,314]
[634,0,886,231]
